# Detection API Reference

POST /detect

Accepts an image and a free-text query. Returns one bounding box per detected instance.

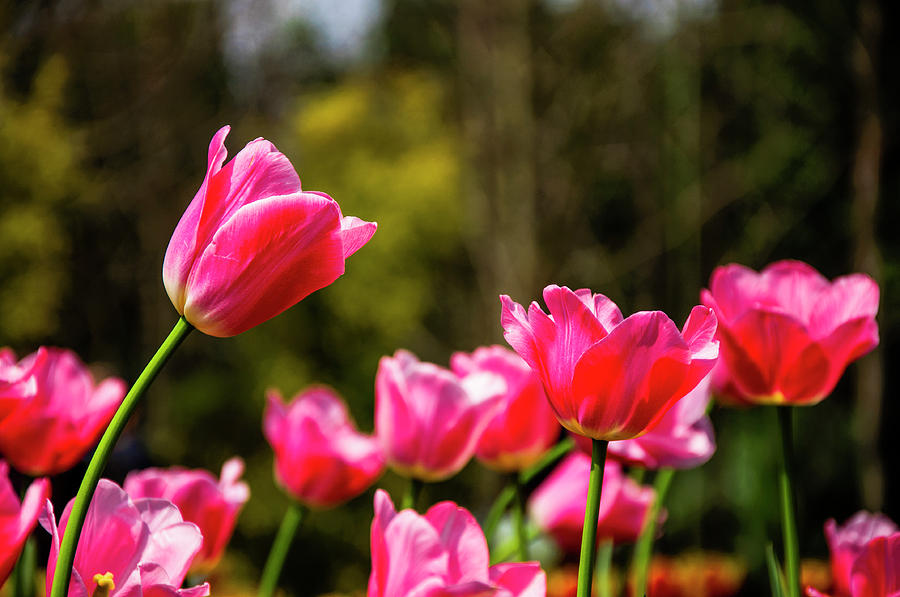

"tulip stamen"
[92,572,115,597]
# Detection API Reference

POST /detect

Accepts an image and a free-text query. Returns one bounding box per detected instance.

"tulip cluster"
[3,123,891,597]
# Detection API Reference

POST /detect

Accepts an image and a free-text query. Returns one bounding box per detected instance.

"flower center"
[92,572,115,597]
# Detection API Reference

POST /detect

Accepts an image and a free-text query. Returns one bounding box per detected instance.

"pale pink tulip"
[573,374,716,470]
[368,489,545,597]
[1,460,51,588]
[0,348,125,476]
[450,346,560,472]
[376,350,505,481]
[702,261,879,406]
[501,285,717,441]
[163,126,376,337]
[528,452,657,552]
[264,386,384,508]
[123,458,250,573]
[41,479,208,597]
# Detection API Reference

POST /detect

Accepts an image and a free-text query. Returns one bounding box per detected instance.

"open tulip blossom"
[41,479,209,597]
[0,347,126,476]
[500,285,718,442]
[807,530,900,597]
[163,125,377,337]
[123,458,250,574]
[0,460,51,588]
[813,511,899,597]
[368,489,545,597]
[702,260,879,406]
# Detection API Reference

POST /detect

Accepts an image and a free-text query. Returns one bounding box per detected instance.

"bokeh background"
[1,0,898,594]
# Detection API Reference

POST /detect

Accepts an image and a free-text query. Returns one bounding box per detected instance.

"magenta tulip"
[41,479,208,597]
[1,460,51,588]
[807,531,900,597]
[375,350,505,481]
[368,489,545,597]
[0,348,126,476]
[702,261,879,406]
[501,285,718,441]
[264,386,384,508]
[823,511,898,597]
[163,126,376,337]
[573,374,716,470]
[528,452,657,552]
[123,458,250,573]
[450,345,560,472]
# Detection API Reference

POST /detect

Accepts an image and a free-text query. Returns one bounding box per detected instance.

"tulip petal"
[425,502,490,585]
[183,192,344,336]
[340,215,378,259]
[488,563,546,597]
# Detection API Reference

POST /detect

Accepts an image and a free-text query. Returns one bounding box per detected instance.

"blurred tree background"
[1,0,898,594]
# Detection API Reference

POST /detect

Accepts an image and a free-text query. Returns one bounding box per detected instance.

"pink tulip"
[501,285,718,441]
[368,489,545,597]
[824,511,898,597]
[264,386,384,508]
[163,126,376,337]
[1,460,51,588]
[375,350,505,481]
[41,479,209,597]
[528,452,657,552]
[1,347,43,418]
[807,531,900,597]
[123,458,250,573]
[450,346,560,472]
[0,348,126,476]
[572,374,716,470]
[702,261,879,406]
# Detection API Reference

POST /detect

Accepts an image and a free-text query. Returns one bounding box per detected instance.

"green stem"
[12,535,37,597]
[258,502,305,597]
[401,477,424,511]
[576,439,609,597]
[777,407,800,597]
[50,317,193,597]
[484,485,516,544]
[630,468,675,597]
[595,539,614,597]
[512,474,529,560]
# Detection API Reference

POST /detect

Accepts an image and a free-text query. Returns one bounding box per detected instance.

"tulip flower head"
[807,530,900,597]
[822,511,898,597]
[528,452,657,552]
[264,386,384,509]
[573,374,716,470]
[0,347,126,476]
[368,489,545,597]
[123,458,250,573]
[501,285,718,441]
[702,261,879,406]
[163,126,376,337]
[1,460,51,588]
[41,479,209,597]
[375,350,506,481]
[450,345,560,472]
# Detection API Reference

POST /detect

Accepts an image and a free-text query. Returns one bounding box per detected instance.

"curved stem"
[778,407,800,597]
[630,468,675,597]
[576,439,609,597]
[401,477,424,511]
[50,317,193,597]
[512,474,529,561]
[258,502,304,597]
